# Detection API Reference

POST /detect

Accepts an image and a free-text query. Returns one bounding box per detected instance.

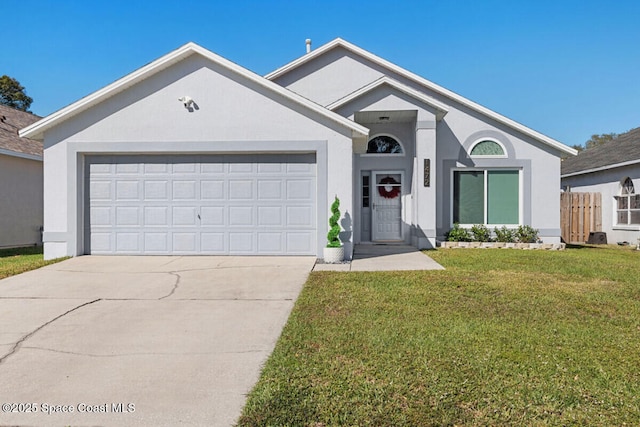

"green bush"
[494,226,516,243]
[446,223,472,242]
[516,225,539,243]
[471,224,491,242]
[326,196,342,248]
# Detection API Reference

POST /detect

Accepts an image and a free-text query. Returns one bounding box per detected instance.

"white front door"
[372,172,402,241]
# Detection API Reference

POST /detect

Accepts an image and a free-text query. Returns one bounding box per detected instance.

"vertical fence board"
[561,192,602,243]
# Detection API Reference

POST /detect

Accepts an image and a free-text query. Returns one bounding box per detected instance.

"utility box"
[586,232,607,244]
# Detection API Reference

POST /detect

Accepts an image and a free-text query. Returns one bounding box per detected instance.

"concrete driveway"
[0,256,315,426]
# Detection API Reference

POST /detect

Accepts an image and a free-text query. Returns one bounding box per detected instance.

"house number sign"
[424,159,431,187]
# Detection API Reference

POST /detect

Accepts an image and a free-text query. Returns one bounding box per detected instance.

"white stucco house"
[561,127,640,244]
[0,104,43,248]
[20,39,576,260]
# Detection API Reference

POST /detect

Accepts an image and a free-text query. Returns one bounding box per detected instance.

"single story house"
[0,104,43,248]
[561,127,640,244]
[20,39,576,260]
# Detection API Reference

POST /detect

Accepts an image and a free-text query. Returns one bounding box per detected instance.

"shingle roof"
[561,127,640,176]
[0,104,42,158]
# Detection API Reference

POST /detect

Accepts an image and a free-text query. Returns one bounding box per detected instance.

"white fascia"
[21,42,368,141]
[0,147,42,161]
[561,158,640,178]
[326,76,449,121]
[267,38,577,156]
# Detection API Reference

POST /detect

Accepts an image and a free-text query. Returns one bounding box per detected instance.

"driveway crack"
[159,272,181,300]
[0,298,101,366]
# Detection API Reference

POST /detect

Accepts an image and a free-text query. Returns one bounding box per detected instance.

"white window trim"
[468,138,507,158]
[614,177,640,227]
[450,168,523,227]
[361,133,406,157]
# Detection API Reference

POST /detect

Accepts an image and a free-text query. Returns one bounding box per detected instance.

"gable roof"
[20,42,369,141]
[267,38,577,156]
[561,127,640,177]
[326,76,449,121]
[0,104,42,160]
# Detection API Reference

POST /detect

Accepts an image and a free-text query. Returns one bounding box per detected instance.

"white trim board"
[267,38,577,156]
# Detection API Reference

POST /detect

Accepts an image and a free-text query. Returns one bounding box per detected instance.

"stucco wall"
[0,155,43,247]
[42,54,355,259]
[278,47,565,243]
[562,164,640,244]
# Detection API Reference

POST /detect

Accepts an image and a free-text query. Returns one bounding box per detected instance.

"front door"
[372,172,403,241]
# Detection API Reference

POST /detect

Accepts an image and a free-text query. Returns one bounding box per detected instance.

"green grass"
[238,245,640,426]
[0,246,65,279]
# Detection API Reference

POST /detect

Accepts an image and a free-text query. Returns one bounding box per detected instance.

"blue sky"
[3,0,639,147]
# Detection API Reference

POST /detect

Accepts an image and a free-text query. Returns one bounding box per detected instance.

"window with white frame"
[453,169,520,225]
[615,177,640,225]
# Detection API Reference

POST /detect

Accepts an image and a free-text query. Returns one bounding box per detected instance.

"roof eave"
[267,38,577,156]
[0,147,42,161]
[21,41,368,141]
[561,158,640,178]
[327,76,449,121]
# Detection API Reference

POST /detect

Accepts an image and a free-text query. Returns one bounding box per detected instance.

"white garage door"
[85,154,316,255]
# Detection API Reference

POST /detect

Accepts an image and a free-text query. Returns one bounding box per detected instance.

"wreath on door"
[378,176,401,199]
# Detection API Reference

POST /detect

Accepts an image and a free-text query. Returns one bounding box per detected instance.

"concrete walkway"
[0,256,315,427]
[313,244,445,272]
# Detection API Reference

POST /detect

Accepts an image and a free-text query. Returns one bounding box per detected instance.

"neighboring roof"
[326,76,449,121]
[267,38,577,156]
[20,42,369,141]
[0,104,42,160]
[561,127,640,177]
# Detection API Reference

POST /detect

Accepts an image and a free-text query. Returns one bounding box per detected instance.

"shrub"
[494,226,516,243]
[326,196,342,248]
[470,224,491,242]
[516,225,539,243]
[446,223,472,242]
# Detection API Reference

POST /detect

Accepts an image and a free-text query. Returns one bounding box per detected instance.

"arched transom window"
[616,177,640,225]
[470,140,505,157]
[366,135,403,154]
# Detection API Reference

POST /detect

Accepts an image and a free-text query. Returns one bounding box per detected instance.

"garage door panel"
[144,207,168,226]
[201,233,225,252]
[86,154,316,255]
[287,232,314,253]
[200,206,225,226]
[228,180,253,199]
[258,206,283,226]
[173,181,197,200]
[258,232,284,252]
[116,207,140,226]
[173,233,197,252]
[229,206,254,226]
[172,207,198,226]
[257,180,283,200]
[144,233,169,252]
[229,232,254,252]
[91,181,112,200]
[144,181,169,200]
[116,232,140,252]
[287,206,314,226]
[287,180,314,199]
[201,180,225,199]
[116,181,140,200]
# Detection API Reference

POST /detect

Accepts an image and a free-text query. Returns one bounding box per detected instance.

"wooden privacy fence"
[560,192,602,243]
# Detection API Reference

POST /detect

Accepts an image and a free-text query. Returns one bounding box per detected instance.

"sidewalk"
[313,245,445,272]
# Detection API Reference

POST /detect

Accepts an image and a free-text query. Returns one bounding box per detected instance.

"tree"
[585,133,617,149]
[0,75,33,112]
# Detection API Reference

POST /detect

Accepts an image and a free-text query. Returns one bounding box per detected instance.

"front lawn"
[0,246,64,279]
[238,245,640,426]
